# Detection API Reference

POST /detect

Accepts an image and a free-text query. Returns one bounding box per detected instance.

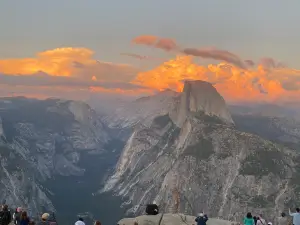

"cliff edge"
[118,213,236,225]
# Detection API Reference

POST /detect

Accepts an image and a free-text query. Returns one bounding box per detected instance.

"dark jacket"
[20,218,30,225]
[36,221,51,225]
[0,210,12,225]
[195,216,209,225]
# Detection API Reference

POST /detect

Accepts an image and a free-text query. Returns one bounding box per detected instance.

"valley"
[1,82,300,224]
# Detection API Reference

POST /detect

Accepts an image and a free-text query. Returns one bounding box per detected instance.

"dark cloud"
[154,38,178,51]
[182,48,246,69]
[132,35,246,68]
[132,35,178,51]
[260,57,276,69]
[244,60,255,67]
[120,53,166,61]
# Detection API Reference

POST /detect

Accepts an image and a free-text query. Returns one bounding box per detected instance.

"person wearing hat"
[36,213,50,225]
[195,212,208,225]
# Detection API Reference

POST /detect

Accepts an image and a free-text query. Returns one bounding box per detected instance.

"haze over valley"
[1,1,300,225]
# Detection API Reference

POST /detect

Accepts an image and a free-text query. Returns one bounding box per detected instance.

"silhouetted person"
[195,213,208,225]
[0,205,12,225]
[253,216,258,225]
[13,207,22,225]
[20,211,30,225]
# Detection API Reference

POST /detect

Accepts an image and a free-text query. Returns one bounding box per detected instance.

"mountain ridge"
[102,80,300,223]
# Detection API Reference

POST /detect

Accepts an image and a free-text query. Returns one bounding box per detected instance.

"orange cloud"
[1,45,300,105]
[132,56,300,103]
[0,47,139,81]
[132,35,178,51]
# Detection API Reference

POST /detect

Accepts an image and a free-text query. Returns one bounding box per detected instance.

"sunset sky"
[1,1,300,104]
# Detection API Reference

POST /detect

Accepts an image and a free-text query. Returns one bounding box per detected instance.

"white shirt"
[75,221,85,225]
[257,218,267,225]
[289,211,300,225]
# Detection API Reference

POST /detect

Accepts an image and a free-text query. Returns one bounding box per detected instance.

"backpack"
[145,204,159,215]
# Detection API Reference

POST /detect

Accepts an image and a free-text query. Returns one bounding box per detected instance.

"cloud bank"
[0,47,153,99]
[1,39,300,104]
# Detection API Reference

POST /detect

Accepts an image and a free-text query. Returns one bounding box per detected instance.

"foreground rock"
[118,213,235,225]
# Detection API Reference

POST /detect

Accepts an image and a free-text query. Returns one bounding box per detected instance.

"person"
[0,205,12,225]
[244,213,254,225]
[278,212,288,225]
[289,208,300,225]
[253,216,258,225]
[13,207,22,225]
[19,211,30,225]
[257,214,267,225]
[195,213,208,225]
[75,218,85,225]
[94,221,101,225]
[36,213,50,225]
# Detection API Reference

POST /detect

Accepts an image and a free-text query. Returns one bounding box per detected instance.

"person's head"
[21,211,28,220]
[94,221,101,225]
[2,205,8,211]
[246,213,252,218]
[78,218,84,222]
[267,222,272,225]
[198,213,204,217]
[41,213,50,221]
[296,208,300,213]
[281,212,286,217]
[17,207,22,213]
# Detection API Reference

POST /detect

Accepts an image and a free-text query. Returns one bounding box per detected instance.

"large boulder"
[117,214,236,225]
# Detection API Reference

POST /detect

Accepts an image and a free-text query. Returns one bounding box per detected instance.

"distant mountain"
[102,80,300,223]
[103,89,179,129]
[0,97,123,223]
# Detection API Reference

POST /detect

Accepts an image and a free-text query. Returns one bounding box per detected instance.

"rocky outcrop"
[118,214,235,225]
[171,80,234,127]
[103,80,300,223]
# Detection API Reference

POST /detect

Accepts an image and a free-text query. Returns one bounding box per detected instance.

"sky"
[1,0,300,104]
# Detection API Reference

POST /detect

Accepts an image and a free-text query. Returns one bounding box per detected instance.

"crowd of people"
[242,208,300,225]
[0,204,56,225]
[1,202,300,225]
[0,204,102,225]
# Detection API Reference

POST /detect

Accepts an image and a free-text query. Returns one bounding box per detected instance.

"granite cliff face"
[170,80,234,127]
[0,97,110,216]
[103,80,300,222]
